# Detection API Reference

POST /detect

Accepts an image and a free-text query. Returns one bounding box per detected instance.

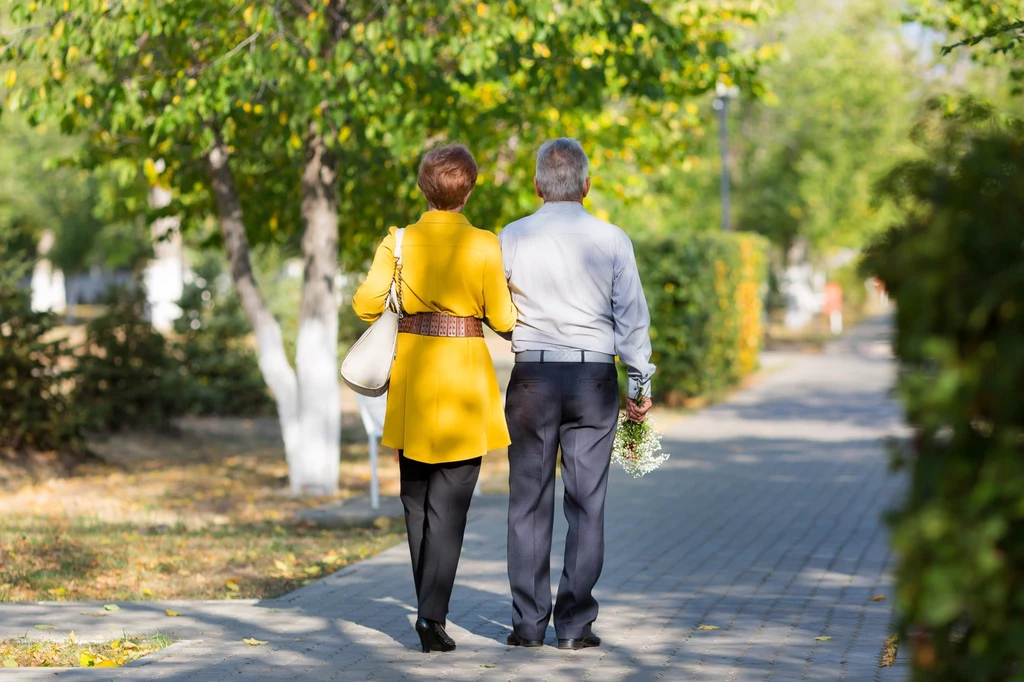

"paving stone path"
[1,317,910,681]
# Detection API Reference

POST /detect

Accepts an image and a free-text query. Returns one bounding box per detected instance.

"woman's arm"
[352,228,398,323]
[482,235,518,333]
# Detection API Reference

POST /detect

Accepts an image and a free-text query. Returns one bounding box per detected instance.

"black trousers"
[399,451,481,623]
[505,362,619,641]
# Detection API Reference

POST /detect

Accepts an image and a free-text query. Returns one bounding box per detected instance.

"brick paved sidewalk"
[1,317,909,681]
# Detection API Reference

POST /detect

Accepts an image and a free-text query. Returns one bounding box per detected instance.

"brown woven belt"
[398,313,484,338]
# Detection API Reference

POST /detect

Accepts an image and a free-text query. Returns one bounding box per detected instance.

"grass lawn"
[0,418,510,603]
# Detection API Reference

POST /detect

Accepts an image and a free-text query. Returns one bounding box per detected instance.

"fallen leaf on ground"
[871,594,887,602]
[815,636,833,641]
[2,658,16,668]
[481,663,496,668]
[103,604,120,612]
[141,588,153,596]
[880,633,899,668]
[79,652,95,667]
[697,625,719,631]
[243,638,268,646]
[165,609,180,617]
[69,631,77,645]
[94,660,118,667]
[226,580,241,593]
[33,625,56,630]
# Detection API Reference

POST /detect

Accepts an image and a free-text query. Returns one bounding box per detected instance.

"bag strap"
[387,228,406,315]
[394,227,405,263]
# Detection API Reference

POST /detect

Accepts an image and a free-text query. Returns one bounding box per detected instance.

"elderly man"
[500,138,656,650]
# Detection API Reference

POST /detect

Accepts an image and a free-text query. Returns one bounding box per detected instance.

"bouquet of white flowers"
[611,400,669,478]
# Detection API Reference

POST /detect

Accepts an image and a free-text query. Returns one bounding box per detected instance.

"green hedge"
[864,116,1024,680]
[632,231,769,404]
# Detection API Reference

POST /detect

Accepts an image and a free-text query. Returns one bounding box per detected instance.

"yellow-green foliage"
[632,231,768,404]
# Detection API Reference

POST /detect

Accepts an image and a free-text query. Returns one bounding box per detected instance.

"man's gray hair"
[535,138,589,202]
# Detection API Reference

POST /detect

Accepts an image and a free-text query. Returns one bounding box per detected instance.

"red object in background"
[824,282,843,315]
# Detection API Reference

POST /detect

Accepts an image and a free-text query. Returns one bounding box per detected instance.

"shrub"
[0,258,83,452]
[632,231,769,403]
[73,284,182,431]
[174,261,272,416]
[863,111,1024,680]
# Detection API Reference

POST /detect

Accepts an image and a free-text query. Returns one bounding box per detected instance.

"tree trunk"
[295,132,341,496]
[206,136,303,488]
[144,173,184,332]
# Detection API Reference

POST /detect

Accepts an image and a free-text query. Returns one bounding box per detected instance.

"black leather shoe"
[415,617,456,653]
[506,631,544,648]
[557,633,601,650]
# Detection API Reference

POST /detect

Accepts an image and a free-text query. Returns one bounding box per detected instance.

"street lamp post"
[712,82,740,232]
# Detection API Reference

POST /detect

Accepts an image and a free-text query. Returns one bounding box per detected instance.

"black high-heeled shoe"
[415,617,456,653]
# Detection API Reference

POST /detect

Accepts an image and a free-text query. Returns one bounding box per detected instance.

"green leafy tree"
[909,0,1023,95]
[0,0,144,276]
[734,0,919,267]
[0,114,119,270]
[909,1,1023,58]
[592,0,919,278]
[3,0,773,493]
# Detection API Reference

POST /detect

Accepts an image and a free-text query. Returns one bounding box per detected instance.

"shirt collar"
[417,210,471,225]
[535,201,589,216]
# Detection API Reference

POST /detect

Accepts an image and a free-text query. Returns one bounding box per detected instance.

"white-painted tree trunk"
[252,320,302,479]
[30,230,66,313]
[292,131,342,496]
[144,177,185,332]
[295,316,340,495]
[206,134,339,496]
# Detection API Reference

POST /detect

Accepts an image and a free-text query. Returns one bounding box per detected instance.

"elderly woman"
[352,144,517,653]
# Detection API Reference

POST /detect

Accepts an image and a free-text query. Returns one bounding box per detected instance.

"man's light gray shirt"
[499,201,656,397]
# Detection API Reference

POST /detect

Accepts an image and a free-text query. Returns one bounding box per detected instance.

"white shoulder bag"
[341,228,406,397]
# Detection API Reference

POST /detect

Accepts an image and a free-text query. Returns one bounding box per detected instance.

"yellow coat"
[352,211,517,464]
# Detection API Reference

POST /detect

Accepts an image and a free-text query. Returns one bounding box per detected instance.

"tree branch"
[941,20,1024,55]
[214,30,262,65]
